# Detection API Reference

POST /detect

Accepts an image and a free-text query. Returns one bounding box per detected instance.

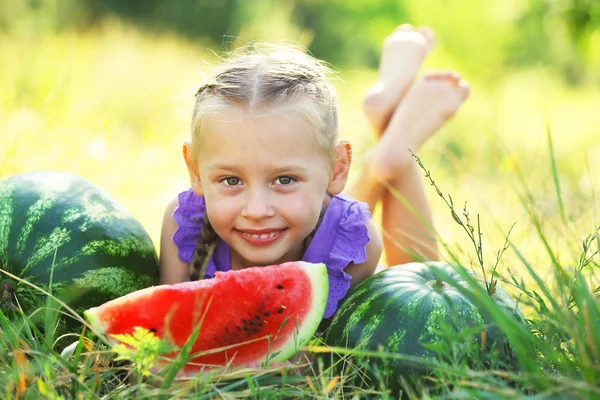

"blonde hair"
[188,43,340,280]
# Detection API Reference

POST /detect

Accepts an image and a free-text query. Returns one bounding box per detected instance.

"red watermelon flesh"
[84,261,328,374]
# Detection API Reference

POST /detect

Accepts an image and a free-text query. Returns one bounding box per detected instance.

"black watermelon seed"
[264,312,270,317]
[236,326,242,332]
[249,321,254,325]
[257,322,263,326]
[150,328,157,333]
[243,327,249,331]
[255,315,261,320]
[253,328,259,333]
[277,307,284,313]
[277,284,284,289]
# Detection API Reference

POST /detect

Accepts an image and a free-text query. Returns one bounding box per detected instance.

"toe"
[447,71,462,85]
[417,26,436,50]
[424,71,444,80]
[457,80,471,99]
[396,24,415,32]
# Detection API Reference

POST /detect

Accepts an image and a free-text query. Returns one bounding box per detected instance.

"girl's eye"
[275,176,296,185]
[222,177,242,186]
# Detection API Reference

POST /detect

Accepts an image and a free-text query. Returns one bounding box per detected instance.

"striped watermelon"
[324,262,524,395]
[0,171,158,323]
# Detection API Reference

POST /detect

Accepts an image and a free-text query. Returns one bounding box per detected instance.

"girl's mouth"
[236,229,287,246]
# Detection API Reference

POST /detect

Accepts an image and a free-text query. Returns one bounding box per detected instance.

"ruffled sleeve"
[303,195,372,319]
[171,189,225,278]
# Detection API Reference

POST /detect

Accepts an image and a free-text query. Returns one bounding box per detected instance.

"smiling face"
[190,106,338,270]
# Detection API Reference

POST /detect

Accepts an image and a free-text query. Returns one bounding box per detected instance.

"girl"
[159,25,470,321]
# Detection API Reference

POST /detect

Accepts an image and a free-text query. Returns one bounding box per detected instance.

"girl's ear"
[327,139,352,194]
[183,142,204,196]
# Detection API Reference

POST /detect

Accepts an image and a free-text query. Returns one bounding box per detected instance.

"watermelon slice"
[84,261,328,374]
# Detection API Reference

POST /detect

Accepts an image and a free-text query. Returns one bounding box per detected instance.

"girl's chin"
[231,244,304,268]
[238,251,286,267]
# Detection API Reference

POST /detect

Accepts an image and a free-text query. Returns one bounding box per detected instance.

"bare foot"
[363,24,436,136]
[366,71,471,181]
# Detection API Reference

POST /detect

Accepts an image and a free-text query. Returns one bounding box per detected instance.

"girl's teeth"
[244,231,278,239]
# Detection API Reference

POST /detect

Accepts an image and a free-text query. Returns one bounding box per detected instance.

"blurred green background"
[1,0,599,274]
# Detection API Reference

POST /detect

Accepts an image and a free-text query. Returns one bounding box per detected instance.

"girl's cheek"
[213,195,240,210]
[280,196,319,217]
[204,190,237,214]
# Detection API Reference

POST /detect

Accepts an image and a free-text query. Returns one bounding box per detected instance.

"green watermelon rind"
[0,171,159,317]
[324,261,524,387]
[84,306,108,334]
[264,261,328,364]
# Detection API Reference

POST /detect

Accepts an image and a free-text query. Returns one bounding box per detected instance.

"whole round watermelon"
[324,262,525,397]
[0,171,158,323]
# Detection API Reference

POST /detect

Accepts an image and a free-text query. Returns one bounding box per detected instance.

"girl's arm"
[159,197,190,284]
[348,154,437,266]
[381,160,437,265]
[344,217,383,288]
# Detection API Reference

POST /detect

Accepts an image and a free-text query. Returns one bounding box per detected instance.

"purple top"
[172,189,371,319]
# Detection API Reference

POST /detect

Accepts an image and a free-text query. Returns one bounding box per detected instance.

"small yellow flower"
[110,327,177,377]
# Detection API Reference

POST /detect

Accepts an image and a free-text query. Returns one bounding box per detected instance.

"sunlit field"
[2,12,600,398]
[2,21,598,276]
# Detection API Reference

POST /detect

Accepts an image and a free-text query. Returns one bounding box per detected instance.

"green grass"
[1,20,600,399]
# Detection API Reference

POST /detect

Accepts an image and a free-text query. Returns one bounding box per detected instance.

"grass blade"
[159,295,213,390]
[546,118,566,225]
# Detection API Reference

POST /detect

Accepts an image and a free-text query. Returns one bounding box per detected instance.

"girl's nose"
[241,190,275,219]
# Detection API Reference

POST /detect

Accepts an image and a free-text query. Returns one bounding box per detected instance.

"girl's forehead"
[200,106,323,151]
[195,105,336,173]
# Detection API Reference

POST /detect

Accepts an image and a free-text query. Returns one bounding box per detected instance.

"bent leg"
[374,71,471,265]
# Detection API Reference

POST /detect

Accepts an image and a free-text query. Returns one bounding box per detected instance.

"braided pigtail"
[189,213,219,280]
